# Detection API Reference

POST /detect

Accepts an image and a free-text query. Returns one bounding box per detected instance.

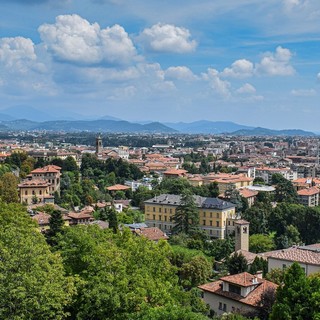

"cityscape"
[0,0,320,319]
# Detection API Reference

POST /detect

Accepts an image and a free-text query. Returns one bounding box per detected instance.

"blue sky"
[0,0,319,130]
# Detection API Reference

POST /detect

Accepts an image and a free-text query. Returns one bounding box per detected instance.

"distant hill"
[164,120,253,134]
[231,127,315,136]
[20,119,177,133]
[2,105,56,122]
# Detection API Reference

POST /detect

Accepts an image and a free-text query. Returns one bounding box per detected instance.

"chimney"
[255,271,263,279]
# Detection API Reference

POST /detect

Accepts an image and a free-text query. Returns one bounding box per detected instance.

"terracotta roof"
[106,184,130,191]
[199,273,277,308]
[234,219,250,225]
[31,165,61,174]
[297,187,319,196]
[268,246,320,265]
[134,227,169,241]
[239,188,258,198]
[68,212,93,219]
[220,272,263,287]
[163,169,187,175]
[32,212,50,225]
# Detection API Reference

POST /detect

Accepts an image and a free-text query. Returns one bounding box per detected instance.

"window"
[223,304,227,312]
[170,209,172,214]
[164,208,167,213]
[153,214,156,220]
[219,302,223,310]
[159,215,162,221]
[282,264,287,270]
[210,220,212,226]
[216,212,219,218]
[210,212,212,218]
[159,208,162,213]
[153,207,155,212]
[216,221,220,227]
[164,216,167,221]
[203,212,206,218]
[229,284,241,295]
[32,190,35,195]
[203,220,206,226]
[25,191,28,195]
[228,221,231,226]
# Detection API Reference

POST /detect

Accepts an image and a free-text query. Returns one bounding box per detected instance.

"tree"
[249,234,275,253]
[107,207,118,233]
[57,226,206,319]
[270,262,315,320]
[226,252,248,275]
[0,172,19,203]
[172,190,200,235]
[225,184,243,214]
[46,210,64,246]
[272,173,298,204]
[0,203,75,319]
[180,255,212,289]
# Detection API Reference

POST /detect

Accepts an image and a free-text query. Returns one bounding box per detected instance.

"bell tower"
[96,134,102,154]
[235,220,249,252]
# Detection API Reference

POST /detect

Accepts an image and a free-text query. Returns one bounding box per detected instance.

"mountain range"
[0,106,315,136]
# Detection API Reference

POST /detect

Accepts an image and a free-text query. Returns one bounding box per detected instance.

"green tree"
[172,190,200,235]
[180,255,212,289]
[249,234,275,253]
[272,173,298,204]
[46,210,64,246]
[107,207,118,233]
[0,172,19,203]
[226,252,248,275]
[0,203,75,319]
[270,262,314,320]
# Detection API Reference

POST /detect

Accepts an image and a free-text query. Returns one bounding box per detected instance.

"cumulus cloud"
[202,68,231,98]
[39,14,137,65]
[221,59,254,78]
[256,46,295,76]
[164,66,197,81]
[236,83,256,94]
[291,89,316,96]
[139,23,197,53]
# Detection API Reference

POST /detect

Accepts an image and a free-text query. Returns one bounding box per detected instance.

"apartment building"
[144,194,236,239]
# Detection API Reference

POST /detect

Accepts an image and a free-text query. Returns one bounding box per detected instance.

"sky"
[0,0,320,130]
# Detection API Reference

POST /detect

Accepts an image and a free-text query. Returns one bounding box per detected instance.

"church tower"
[96,134,102,154]
[235,220,249,252]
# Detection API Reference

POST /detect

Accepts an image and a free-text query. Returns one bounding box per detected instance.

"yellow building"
[144,194,236,239]
[18,179,52,205]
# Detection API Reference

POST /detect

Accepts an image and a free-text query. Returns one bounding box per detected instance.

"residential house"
[199,272,277,316]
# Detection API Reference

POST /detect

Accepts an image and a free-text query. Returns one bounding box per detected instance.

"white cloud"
[291,89,316,96]
[38,14,137,65]
[283,0,301,11]
[165,66,197,81]
[317,72,320,81]
[0,37,37,71]
[256,46,295,76]
[236,83,256,94]
[221,59,254,78]
[202,68,231,98]
[139,23,197,53]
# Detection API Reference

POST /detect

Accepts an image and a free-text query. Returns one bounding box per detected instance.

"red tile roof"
[106,184,130,191]
[199,273,277,308]
[18,179,50,187]
[31,165,61,174]
[297,187,319,196]
[134,227,169,241]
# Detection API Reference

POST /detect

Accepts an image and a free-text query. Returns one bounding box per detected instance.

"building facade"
[144,194,236,239]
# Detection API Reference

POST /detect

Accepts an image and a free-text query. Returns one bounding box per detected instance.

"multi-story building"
[255,167,297,184]
[30,165,61,195]
[144,194,236,239]
[18,179,52,205]
[297,187,319,207]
